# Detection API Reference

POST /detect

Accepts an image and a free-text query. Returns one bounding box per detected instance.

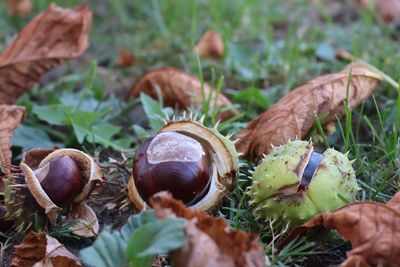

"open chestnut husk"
[128,117,239,211]
[247,140,360,226]
[2,148,102,237]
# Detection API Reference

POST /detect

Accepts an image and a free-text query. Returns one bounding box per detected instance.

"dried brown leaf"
[128,67,236,121]
[355,0,400,23]
[283,193,400,267]
[6,0,33,17]
[0,3,92,104]
[150,192,265,267]
[0,105,25,164]
[195,30,224,60]
[340,255,371,267]
[386,191,400,211]
[115,48,136,67]
[11,232,81,267]
[236,64,381,162]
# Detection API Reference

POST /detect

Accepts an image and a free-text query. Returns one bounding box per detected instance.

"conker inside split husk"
[2,148,102,237]
[133,132,212,205]
[34,155,84,207]
[128,118,239,211]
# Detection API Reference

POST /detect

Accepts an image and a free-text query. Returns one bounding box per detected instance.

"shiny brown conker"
[133,131,212,205]
[34,156,83,207]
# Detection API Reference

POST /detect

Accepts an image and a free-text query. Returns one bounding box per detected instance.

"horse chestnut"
[34,156,83,207]
[128,118,239,211]
[2,148,102,237]
[133,132,212,205]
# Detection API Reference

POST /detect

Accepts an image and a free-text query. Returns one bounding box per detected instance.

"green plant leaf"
[233,87,269,109]
[140,93,165,130]
[126,218,186,267]
[121,211,157,240]
[69,111,102,143]
[80,227,126,267]
[92,124,121,140]
[12,125,55,150]
[80,211,157,267]
[32,104,71,125]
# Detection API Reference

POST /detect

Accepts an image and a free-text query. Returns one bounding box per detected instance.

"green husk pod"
[247,140,360,226]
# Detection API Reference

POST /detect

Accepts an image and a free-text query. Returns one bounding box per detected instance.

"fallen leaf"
[282,192,400,267]
[354,0,400,23]
[128,67,237,121]
[0,3,92,104]
[195,30,224,60]
[115,48,136,67]
[6,0,33,17]
[0,105,25,164]
[386,191,400,211]
[236,64,382,162]
[11,231,82,267]
[150,192,265,267]
[340,255,371,267]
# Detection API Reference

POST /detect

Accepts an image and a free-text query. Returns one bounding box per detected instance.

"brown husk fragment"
[150,192,265,267]
[283,192,400,267]
[0,105,25,165]
[195,30,224,60]
[115,48,136,67]
[127,67,236,121]
[0,3,92,104]
[11,232,81,267]
[67,202,99,237]
[6,0,33,17]
[236,64,382,162]
[21,147,59,170]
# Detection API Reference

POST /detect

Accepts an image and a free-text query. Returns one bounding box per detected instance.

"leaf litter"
[0,1,399,267]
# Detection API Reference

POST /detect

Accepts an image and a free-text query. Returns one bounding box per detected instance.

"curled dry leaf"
[128,67,236,121]
[11,231,81,267]
[0,105,25,165]
[150,192,265,267]
[355,0,400,23]
[236,64,382,162]
[6,0,33,17]
[0,3,92,104]
[195,30,224,60]
[283,192,400,267]
[115,48,136,67]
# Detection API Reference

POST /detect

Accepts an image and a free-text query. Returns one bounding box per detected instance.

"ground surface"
[1,0,400,266]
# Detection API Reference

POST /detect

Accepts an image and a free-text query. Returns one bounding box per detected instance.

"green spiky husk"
[247,140,359,226]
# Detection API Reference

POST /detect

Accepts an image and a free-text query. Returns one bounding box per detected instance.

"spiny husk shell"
[128,117,239,212]
[247,140,359,226]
